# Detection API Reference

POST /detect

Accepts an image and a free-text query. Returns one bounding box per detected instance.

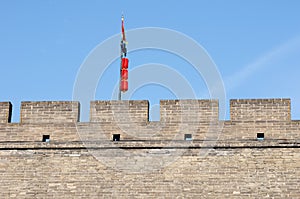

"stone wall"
[0,145,299,198]
[0,98,299,198]
[230,98,291,121]
[90,100,149,123]
[0,98,298,142]
[20,101,80,123]
[0,102,11,123]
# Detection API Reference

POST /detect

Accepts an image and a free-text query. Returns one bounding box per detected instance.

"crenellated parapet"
[0,102,12,123]
[0,99,299,198]
[159,99,219,123]
[0,98,293,124]
[90,100,149,123]
[0,98,299,142]
[230,98,290,121]
[20,101,80,123]
[90,99,219,124]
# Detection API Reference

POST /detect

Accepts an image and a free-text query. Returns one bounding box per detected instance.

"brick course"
[0,102,12,123]
[0,98,299,198]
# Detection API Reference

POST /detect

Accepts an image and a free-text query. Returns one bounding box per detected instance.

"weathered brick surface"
[90,100,149,123]
[230,98,291,121]
[0,123,80,142]
[0,98,299,198]
[20,101,80,123]
[0,102,12,123]
[160,99,219,123]
[0,147,299,198]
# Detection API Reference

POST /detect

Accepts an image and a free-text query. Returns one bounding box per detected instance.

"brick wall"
[0,98,300,198]
[90,100,149,123]
[0,102,12,123]
[0,99,299,142]
[230,98,291,121]
[0,146,299,198]
[160,99,219,123]
[20,101,80,123]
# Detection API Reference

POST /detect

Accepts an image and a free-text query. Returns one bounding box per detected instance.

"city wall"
[0,99,299,198]
[0,99,299,142]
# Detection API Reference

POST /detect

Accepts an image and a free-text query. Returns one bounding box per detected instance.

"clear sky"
[0,0,300,122]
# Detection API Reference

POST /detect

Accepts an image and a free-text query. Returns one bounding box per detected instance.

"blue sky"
[0,1,300,121]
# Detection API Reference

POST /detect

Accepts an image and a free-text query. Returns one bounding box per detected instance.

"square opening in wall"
[42,135,50,142]
[184,134,192,141]
[257,133,264,141]
[113,134,120,141]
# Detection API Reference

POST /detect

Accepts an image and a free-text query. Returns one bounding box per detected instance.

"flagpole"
[119,14,127,100]
[118,52,122,100]
[118,16,123,101]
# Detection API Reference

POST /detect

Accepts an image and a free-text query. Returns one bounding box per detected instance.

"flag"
[121,15,127,56]
[121,15,126,42]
